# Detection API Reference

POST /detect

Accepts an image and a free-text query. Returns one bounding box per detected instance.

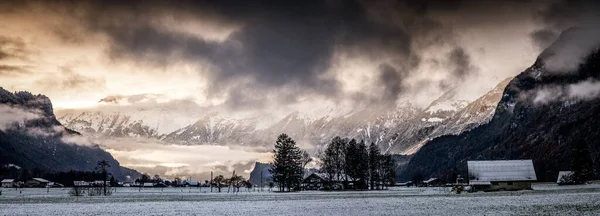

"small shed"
[25,178,50,188]
[143,182,154,187]
[468,160,537,192]
[1,179,15,188]
[556,171,575,185]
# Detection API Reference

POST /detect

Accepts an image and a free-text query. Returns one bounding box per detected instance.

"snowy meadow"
[1,184,600,215]
[0,184,600,215]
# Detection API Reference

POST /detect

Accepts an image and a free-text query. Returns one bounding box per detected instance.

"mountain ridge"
[0,88,140,181]
[402,27,600,182]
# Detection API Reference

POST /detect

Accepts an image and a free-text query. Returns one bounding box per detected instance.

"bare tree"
[213,175,225,192]
[229,174,245,193]
[68,186,84,196]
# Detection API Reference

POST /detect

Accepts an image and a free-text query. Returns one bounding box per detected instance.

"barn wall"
[488,181,532,191]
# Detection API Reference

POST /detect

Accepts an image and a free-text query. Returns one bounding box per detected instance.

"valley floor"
[1,183,600,215]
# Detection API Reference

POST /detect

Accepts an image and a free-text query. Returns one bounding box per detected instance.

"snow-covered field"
[1,184,600,215]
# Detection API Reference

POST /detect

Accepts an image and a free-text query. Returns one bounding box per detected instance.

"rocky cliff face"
[0,88,139,180]
[403,28,600,182]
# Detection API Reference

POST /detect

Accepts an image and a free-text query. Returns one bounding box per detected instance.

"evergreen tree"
[320,136,348,189]
[356,140,369,189]
[368,142,381,190]
[110,176,116,187]
[345,139,358,181]
[380,154,396,188]
[269,134,303,192]
[572,137,595,184]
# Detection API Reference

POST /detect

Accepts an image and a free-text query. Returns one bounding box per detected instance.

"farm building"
[25,178,50,188]
[467,160,537,192]
[73,181,91,187]
[187,180,199,187]
[556,171,575,185]
[92,180,109,186]
[422,178,444,187]
[301,172,365,190]
[1,179,15,188]
[302,173,326,190]
[47,182,64,188]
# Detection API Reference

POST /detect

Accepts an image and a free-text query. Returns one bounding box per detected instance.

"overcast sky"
[0,0,597,112]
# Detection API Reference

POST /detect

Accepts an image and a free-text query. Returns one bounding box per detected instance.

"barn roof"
[32,178,49,183]
[423,178,438,184]
[467,160,537,185]
[1,179,14,183]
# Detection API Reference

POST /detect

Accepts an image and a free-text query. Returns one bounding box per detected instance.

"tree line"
[270,133,396,192]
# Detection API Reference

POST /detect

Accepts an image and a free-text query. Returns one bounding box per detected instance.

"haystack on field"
[1,183,600,215]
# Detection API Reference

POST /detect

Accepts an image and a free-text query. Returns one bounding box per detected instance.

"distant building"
[302,173,326,190]
[467,160,537,191]
[187,180,199,187]
[301,172,363,190]
[398,181,413,187]
[74,181,90,187]
[1,179,15,188]
[422,178,444,187]
[48,182,64,188]
[25,178,50,188]
[556,171,575,185]
[143,182,154,187]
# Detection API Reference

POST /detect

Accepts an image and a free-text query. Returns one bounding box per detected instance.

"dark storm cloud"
[1,0,557,106]
[0,36,27,60]
[0,65,29,76]
[530,29,559,50]
[378,64,408,102]
[0,36,30,77]
[435,47,478,90]
[448,47,476,80]
[532,0,600,50]
[532,0,600,73]
[55,0,468,106]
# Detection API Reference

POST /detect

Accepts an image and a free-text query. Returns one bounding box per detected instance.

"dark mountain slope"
[248,162,273,185]
[0,88,139,180]
[403,28,600,182]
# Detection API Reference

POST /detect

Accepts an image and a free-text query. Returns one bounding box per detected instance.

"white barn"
[467,160,537,191]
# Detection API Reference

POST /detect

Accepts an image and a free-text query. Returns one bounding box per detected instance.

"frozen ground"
[1,183,600,215]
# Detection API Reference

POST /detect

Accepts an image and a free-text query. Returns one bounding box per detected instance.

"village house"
[302,173,326,190]
[25,178,50,188]
[74,181,91,187]
[301,172,365,190]
[1,179,15,188]
[468,160,537,192]
[422,178,444,187]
